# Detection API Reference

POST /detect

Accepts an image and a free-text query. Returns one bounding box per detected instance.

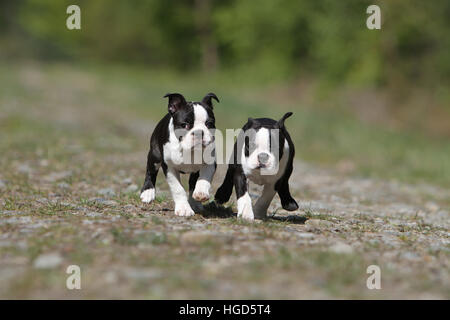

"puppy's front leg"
[253,184,276,220]
[166,168,194,217]
[234,168,254,220]
[192,163,216,202]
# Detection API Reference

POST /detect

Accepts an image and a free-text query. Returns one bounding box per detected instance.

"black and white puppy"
[215,113,298,220]
[140,93,219,216]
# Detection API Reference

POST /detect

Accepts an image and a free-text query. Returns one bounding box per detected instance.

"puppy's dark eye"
[205,121,214,128]
[181,123,190,129]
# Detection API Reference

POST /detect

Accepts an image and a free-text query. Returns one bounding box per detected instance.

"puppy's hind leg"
[274,136,298,211]
[214,165,235,204]
[188,171,204,213]
[140,148,160,203]
[276,178,299,211]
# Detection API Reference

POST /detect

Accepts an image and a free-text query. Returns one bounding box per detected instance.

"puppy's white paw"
[140,188,155,203]
[192,180,210,202]
[237,192,254,221]
[174,202,195,217]
[238,205,254,221]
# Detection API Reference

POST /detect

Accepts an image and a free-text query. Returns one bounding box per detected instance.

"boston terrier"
[140,92,219,216]
[215,112,298,220]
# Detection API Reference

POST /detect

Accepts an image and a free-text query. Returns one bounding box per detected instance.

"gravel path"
[1,153,448,299]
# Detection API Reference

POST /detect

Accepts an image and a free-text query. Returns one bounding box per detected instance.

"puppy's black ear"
[247,117,254,126]
[202,93,219,109]
[164,93,186,114]
[277,112,293,128]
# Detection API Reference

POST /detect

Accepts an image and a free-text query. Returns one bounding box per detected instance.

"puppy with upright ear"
[202,92,219,108]
[165,93,187,114]
[140,92,219,217]
[215,112,298,220]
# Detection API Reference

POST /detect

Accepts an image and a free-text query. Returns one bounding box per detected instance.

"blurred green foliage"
[1,0,449,86]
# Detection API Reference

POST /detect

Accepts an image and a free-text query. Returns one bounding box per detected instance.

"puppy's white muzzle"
[182,126,213,150]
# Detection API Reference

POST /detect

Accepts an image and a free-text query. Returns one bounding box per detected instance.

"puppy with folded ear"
[140,92,219,216]
[215,112,298,220]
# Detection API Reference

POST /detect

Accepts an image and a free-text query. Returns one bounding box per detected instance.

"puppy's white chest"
[247,168,282,185]
[163,140,207,173]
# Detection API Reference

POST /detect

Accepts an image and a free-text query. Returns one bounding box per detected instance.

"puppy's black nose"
[258,152,270,165]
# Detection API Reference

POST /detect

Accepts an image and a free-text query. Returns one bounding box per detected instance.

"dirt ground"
[0,64,448,299]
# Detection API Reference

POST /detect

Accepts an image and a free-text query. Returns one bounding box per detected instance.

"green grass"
[1,62,449,188]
